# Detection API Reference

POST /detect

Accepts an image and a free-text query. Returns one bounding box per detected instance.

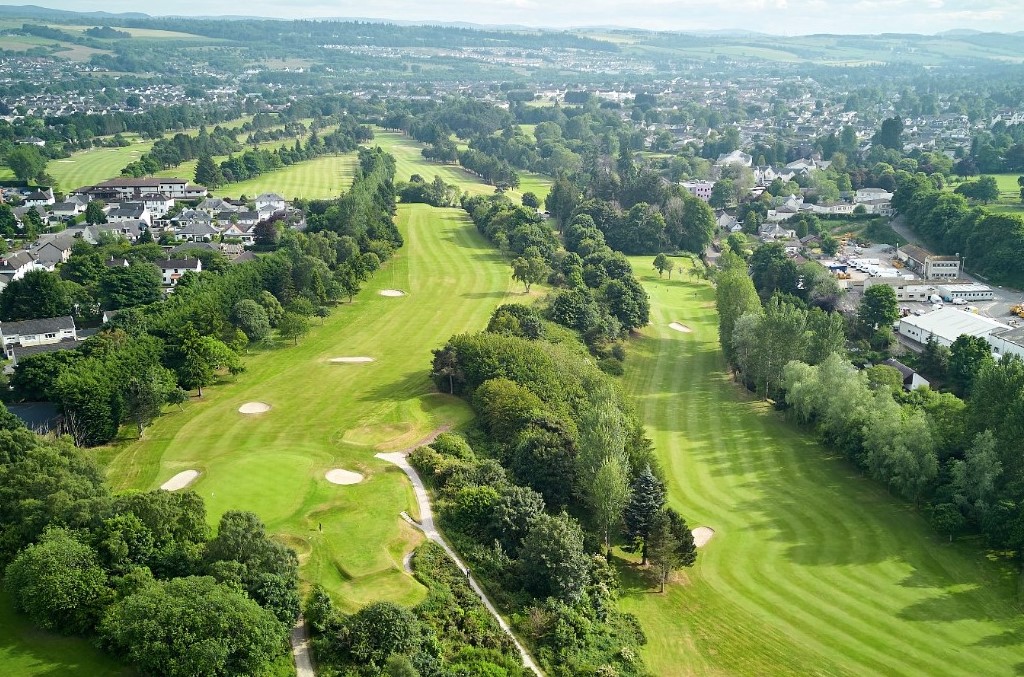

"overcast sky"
[37,0,1024,35]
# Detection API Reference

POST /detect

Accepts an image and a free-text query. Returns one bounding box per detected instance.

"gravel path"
[291,615,314,677]
[377,438,543,676]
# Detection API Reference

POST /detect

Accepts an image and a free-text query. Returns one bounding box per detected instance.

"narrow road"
[376,444,543,677]
[291,615,315,677]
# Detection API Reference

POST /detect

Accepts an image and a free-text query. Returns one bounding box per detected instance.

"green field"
[946,173,1024,217]
[48,141,156,190]
[617,257,1024,676]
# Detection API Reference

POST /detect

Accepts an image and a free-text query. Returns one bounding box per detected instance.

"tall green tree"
[948,334,995,396]
[85,200,107,224]
[858,284,899,335]
[623,465,666,565]
[591,456,631,560]
[519,512,591,602]
[716,261,762,365]
[511,253,548,293]
[0,269,72,321]
[277,312,309,345]
[6,144,47,181]
[194,152,225,188]
[174,325,241,397]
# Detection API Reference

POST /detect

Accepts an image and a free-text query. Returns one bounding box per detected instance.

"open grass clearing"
[211,153,360,201]
[617,256,1024,676]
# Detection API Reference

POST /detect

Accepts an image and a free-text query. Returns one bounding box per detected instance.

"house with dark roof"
[107,202,151,226]
[1,315,77,358]
[5,403,63,435]
[175,221,219,242]
[0,251,46,279]
[882,358,930,391]
[24,188,55,207]
[71,177,207,201]
[155,256,202,286]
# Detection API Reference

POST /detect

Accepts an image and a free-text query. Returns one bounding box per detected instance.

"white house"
[0,251,46,280]
[254,193,286,213]
[1,315,77,356]
[107,202,151,226]
[24,188,55,207]
[155,257,202,286]
[139,193,175,218]
[715,150,753,167]
[49,201,85,221]
[882,358,930,391]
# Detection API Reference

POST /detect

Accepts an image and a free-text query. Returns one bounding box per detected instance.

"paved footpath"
[291,615,315,677]
[376,435,543,676]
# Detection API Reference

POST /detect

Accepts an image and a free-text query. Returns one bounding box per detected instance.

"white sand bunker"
[669,322,693,333]
[161,470,199,491]
[329,357,375,363]
[325,468,365,485]
[238,402,271,414]
[379,289,406,297]
[692,526,715,547]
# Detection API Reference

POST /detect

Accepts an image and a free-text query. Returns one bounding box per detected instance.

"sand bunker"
[325,468,364,485]
[669,322,693,333]
[379,289,406,297]
[692,526,715,547]
[161,470,199,491]
[329,357,375,363]
[238,402,271,414]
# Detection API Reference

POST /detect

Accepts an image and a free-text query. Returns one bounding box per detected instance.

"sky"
[33,0,1024,35]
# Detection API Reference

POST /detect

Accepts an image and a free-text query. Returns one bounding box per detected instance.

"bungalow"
[215,210,258,227]
[175,221,219,242]
[155,256,202,287]
[50,201,85,220]
[1,315,77,357]
[196,197,238,215]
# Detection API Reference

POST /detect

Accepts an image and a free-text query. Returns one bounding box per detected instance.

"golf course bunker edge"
[692,526,715,547]
[161,470,200,491]
[238,402,271,414]
[379,289,407,297]
[329,357,375,363]
[325,468,365,485]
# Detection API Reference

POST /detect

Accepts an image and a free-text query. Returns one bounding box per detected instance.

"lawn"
[99,198,524,621]
[47,141,156,191]
[617,257,1024,676]
[0,590,129,676]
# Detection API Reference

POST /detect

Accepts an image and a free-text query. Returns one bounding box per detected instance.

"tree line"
[715,248,1024,576]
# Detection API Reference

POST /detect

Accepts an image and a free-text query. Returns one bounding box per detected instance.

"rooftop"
[900,307,1008,340]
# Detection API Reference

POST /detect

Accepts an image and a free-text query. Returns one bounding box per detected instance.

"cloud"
[31,0,1024,34]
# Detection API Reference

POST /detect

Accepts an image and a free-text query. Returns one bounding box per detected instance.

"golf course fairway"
[618,257,1024,676]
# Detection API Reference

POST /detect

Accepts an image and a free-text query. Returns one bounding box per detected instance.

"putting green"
[100,202,520,614]
[618,257,1024,676]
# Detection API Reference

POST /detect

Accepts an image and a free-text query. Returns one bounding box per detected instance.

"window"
[44,333,55,339]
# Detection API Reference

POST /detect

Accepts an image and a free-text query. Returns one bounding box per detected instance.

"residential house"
[882,358,930,391]
[107,202,151,226]
[0,251,46,279]
[254,193,286,213]
[155,257,202,286]
[681,180,715,203]
[24,188,55,207]
[16,136,45,147]
[1,315,77,357]
[32,233,75,266]
[221,223,256,244]
[103,256,130,268]
[175,221,219,242]
[139,193,175,218]
[196,197,238,215]
[49,201,85,221]
[82,220,147,244]
[715,150,753,167]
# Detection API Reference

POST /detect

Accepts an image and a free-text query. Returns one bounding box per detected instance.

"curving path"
[376,440,543,677]
[290,616,314,677]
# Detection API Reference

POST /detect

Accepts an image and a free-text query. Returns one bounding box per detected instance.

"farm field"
[100,197,524,620]
[617,257,1024,676]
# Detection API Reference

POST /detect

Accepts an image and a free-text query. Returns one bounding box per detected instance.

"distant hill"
[0,4,149,20]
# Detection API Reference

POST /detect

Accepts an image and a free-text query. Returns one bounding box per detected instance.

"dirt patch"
[325,468,365,485]
[239,402,271,414]
[692,526,715,547]
[669,322,693,333]
[329,357,375,363]
[379,289,406,297]
[161,470,199,491]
